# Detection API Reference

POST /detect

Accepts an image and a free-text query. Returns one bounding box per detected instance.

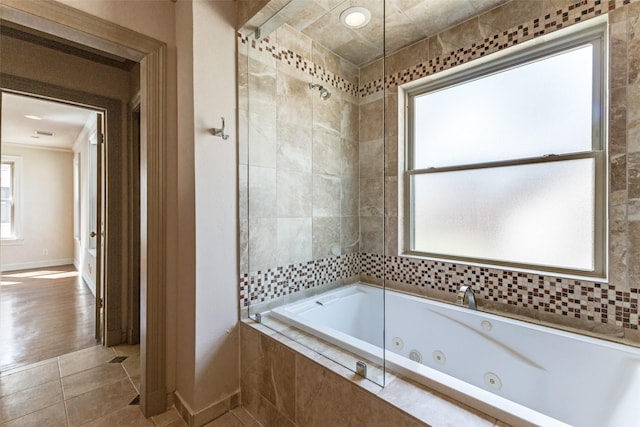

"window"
[1,156,22,241]
[404,20,607,278]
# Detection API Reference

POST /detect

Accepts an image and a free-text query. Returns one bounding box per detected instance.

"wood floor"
[0,265,98,373]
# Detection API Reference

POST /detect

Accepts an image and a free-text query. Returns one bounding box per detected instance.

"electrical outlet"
[43,249,49,256]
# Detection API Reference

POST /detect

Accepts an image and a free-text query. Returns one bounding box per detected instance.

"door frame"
[0,0,168,416]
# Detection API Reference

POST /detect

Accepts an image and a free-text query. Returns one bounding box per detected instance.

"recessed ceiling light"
[340,6,371,29]
[24,115,42,120]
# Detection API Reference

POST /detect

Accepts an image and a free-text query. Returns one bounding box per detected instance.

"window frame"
[1,155,23,243]
[402,19,608,279]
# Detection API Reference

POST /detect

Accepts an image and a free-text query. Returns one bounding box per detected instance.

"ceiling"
[1,92,96,150]
[270,0,511,66]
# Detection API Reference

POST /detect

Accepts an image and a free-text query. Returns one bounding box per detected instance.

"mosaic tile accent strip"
[238,34,359,97]
[365,254,640,331]
[240,253,360,307]
[360,0,636,96]
[243,251,640,331]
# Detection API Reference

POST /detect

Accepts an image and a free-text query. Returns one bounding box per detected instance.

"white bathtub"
[267,283,640,427]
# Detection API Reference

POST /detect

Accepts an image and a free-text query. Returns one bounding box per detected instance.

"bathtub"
[266,283,640,427]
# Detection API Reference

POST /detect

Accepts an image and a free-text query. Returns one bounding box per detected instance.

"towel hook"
[210,117,229,140]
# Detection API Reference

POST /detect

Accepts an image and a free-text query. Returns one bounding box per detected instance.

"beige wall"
[53,0,240,415]
[191,0,239,412]
[54,0,180,394]
[0,144,74,271]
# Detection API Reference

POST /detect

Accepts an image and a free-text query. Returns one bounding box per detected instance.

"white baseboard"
[0,258,74,273]
[83,272,96,296]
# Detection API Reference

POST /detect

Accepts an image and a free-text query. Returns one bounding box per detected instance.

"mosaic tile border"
[360,0,636,96]
[241,252,639,331]
[239,34,359,97]
[240,252,360,306]
[360,253,640,331]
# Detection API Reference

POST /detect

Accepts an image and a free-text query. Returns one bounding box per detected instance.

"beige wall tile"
[629,152,640,198]
[610,86,628,157]
[628,221,640,284]
[360,216,384,254]
[276,24,312,62]
[386,38,429,76]
[385,216,399,256]
[340,138,359,179]
[257,336,296,421]
[341,100,359,142]
[341,216,359,254]
[360,178,384,216]
[610,20,628,90]
[312,91,342,135]
[629,2,640,85]
[313,217,341,259]
[611,155,628,193]
[276,169,312,217]
[438,17,481,54]
[248,218,277,271]
[385,177,398,217]
[341,177,359,216]
[478,0,543,38]
[360,58,383,85]
[312,41,341,79]
[313,174,341,217]
[312,131,342,176]
[277,218,312,265]
[359,98,384,142]
[248,166,276,219]
[610,203,629,285]
[359,139,384,179]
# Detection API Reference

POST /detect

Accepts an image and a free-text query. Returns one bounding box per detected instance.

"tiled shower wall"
[239,0,640,344]
[238,23,366,298]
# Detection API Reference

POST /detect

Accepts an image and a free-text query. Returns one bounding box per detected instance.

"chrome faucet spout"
[456,285,477,310]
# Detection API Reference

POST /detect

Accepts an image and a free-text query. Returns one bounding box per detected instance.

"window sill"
[1,238,24,246]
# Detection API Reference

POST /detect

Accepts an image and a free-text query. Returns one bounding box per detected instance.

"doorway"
[0,0,169,416]
[0,91,106,370]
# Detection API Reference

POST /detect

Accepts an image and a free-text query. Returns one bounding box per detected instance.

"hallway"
[0,265,97,372]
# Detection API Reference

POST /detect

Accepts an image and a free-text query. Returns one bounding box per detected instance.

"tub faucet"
[456,285,477,310]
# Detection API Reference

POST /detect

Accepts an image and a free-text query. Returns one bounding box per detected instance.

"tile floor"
[0,345,260,427]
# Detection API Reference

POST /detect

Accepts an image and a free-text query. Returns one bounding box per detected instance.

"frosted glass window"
[413,45,593,169]
[413,159,595,271]
[405,22,606,277]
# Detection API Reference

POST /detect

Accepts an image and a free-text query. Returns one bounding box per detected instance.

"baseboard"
[82,271,96,296]
[0,258,74,272]
[174,391,240,427]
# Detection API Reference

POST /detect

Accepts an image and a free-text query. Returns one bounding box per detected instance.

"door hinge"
[99,298,104,308]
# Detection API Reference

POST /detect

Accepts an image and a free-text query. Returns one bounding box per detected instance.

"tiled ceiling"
[275,0,511,66]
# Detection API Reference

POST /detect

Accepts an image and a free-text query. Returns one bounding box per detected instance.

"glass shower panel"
[243,0,386,387]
